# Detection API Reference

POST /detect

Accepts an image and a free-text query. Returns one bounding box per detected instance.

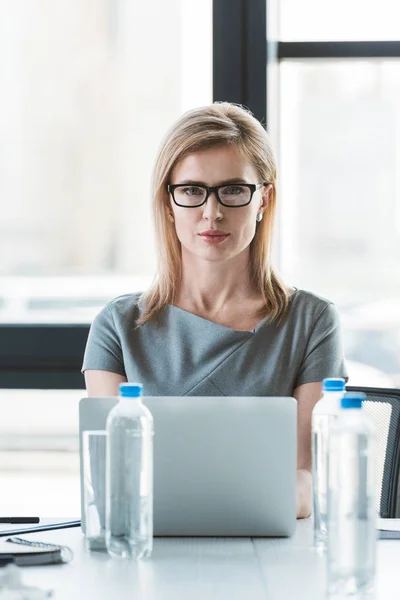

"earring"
[256,212,263,222]
[167,214,175,223]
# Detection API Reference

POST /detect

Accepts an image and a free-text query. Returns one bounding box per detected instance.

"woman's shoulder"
[287,288,339,324]
[102,292,144,325]
[106,292,143,309]
[290,287,334,308]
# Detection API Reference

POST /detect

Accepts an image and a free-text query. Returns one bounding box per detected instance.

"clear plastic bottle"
[312,377,346,550]
[105,382,154,559]
[327,392,376,599]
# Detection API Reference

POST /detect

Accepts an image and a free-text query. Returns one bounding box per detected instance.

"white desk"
[12,520,400,600]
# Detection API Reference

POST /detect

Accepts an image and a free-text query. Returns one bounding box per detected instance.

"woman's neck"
[174,248,261,316]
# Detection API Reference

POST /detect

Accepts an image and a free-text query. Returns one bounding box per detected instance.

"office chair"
[347,386,400,518]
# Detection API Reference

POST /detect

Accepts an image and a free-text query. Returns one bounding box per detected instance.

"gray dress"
[82,290,347,396]
[82,289,348,396]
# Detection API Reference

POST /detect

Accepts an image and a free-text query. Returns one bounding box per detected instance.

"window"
[280,0,400,42]
[269,2,400,388]
[0,0,212,320]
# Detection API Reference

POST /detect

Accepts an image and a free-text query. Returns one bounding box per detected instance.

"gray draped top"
[82,289,348,396]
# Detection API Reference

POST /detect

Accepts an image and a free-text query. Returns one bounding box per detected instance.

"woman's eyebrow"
[175,178,248,186]
[217,178,248,185]
[174,180,207,186]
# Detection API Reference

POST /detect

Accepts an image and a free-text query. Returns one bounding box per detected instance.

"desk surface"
[13,520,400,600]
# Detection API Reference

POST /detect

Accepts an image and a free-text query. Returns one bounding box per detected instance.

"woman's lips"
[199,230,230,244]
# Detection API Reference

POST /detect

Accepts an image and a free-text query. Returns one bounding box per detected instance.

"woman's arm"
[84,369,127,397]
[293,381,323,519]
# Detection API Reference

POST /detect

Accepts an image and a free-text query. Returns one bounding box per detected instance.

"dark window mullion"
[278,40,400,60]
[213,0,267,124]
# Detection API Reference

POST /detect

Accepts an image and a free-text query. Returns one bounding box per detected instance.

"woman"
[82,102,348,519]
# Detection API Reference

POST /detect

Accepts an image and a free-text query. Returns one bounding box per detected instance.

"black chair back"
[347,386,400,518]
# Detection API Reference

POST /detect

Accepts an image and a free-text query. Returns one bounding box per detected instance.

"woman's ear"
[259,183,273,212]
[165,205,175,223]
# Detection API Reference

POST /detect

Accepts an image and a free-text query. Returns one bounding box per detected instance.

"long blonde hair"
[137,102,291,326]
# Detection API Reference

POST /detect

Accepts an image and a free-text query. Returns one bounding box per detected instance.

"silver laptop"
[79,396,297,537]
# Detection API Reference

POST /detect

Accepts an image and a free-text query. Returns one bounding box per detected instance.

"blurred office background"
[0,0,399,516]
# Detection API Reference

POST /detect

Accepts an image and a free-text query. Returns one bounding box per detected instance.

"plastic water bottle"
[105,382,154,559]
[327,392,376,599]
[312,377,346,550]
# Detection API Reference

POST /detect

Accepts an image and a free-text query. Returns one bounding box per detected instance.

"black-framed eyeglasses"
[167,182,266,208]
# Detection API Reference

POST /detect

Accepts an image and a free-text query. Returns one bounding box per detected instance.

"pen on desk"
[0,517,40,524]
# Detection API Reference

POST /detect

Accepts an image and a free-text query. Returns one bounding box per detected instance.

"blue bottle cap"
[322,378,346,392]
[341,392,366,409]
[119,383,143,398]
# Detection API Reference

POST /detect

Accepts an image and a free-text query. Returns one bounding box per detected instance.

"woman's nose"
[202,192,223,220]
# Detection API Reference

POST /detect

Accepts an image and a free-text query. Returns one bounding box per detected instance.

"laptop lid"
[79,396,297,537]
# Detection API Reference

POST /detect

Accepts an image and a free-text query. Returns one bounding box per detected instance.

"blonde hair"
[137,102,291,326]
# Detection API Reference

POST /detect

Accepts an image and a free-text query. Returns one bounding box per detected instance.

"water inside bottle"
[106,423,153,559]
[327,516,376,597]
[107,494,153,559]
[313,413,337,550]
[327,425,376,598]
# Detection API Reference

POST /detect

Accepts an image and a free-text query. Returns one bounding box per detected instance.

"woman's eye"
[223,186,245,195]
[182,186,203,195]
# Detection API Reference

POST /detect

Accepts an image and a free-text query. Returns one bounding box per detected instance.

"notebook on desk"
[0,537,73,565]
